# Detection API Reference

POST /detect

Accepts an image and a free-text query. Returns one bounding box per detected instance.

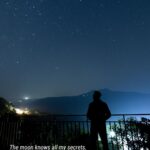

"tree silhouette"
[0,97,16,116]
[110,117,150,149]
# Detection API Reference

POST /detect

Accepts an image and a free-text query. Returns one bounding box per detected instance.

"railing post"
[123,114,129,150]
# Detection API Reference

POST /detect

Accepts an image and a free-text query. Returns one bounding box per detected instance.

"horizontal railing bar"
[33,113,150,117]
[112,113,150,116]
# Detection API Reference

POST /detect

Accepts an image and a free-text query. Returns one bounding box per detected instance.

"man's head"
[93,91,102,101]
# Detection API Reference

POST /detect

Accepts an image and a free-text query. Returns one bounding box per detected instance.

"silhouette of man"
[87,91,111,150]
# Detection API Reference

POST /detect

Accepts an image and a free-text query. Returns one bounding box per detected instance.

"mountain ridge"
[14,89,150,114]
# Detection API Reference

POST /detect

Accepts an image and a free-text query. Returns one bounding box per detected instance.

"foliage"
[0,97,16,116]
[110,117,150,149]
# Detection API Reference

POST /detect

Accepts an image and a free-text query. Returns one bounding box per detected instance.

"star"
[5,1,10,6]
[32,5,36,9]
[25,14,29,17]
[55,66,60,70]
[100,3,104,8]
[16,60,20,65]
[31,33,36,37]
[38,12,42,16]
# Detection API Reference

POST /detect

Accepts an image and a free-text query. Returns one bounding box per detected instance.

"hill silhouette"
[14,89,150,114]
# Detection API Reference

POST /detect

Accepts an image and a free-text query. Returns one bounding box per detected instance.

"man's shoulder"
[89,100,108,107]
[100,99,107,105]
[89,101,94,106]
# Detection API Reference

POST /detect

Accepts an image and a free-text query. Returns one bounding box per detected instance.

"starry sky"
[0,0,150,100]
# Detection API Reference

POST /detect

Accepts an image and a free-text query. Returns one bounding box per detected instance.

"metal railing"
[0,114,150,150]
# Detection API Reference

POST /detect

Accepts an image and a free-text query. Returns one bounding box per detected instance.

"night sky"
[1,0,150,100]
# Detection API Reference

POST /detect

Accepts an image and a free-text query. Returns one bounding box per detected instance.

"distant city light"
[15,108,30,115]
[24,96,29,100]
[15,108,24,115]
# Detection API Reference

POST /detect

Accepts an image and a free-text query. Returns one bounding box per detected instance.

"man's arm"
[104,103,111,120]
[87,103,92,120]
